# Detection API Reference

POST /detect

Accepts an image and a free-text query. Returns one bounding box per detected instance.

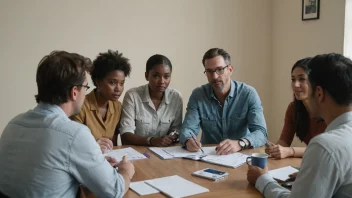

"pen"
[265,140,274,147]
[190,133,204,154]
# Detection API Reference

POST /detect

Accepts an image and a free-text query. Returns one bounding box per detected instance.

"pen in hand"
[190,133,204,154]
[265,140,274,147]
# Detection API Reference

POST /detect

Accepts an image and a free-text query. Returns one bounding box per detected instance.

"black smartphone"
[281,181,294,188]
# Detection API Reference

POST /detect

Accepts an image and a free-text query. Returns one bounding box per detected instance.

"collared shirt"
[119,84,183,137]
[255,111,352,198]
[0,103,125,198]
[71,89,121,140]
[179,80,267,147]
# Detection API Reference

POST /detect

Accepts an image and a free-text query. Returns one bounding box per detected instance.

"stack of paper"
[145,175,209,197]
[269,166,299,181]
[103,147,147,161]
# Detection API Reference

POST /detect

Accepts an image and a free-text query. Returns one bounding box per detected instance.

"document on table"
[130,181,159,196]
[148,146,216,159]
[145,175,209,198]
[269,166,299,181]
[200,152,249,168]
[103,147,147,161]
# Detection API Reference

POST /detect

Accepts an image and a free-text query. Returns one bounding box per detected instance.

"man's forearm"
[118,170,131,195]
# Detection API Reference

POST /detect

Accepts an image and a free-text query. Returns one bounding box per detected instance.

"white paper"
[103,147,147,161]
[145,175,209,198]
[269,166,298,181]
[130,181,159,196]
[200,153,249,168]
[148,147,174,159]
[149,146,216,159]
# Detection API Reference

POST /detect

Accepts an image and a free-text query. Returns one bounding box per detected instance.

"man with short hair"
[0,51,134,198]
[247,53,352,197]
[180,48,267,154]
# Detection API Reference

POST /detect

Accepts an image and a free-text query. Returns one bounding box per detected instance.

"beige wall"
[0,0,272,135]
[269,0,346,146]
[345,0,352,58]
[0,0,347,144]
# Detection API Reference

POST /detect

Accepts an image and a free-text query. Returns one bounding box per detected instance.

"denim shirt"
[0,103,125,198]
[180,81,267,147]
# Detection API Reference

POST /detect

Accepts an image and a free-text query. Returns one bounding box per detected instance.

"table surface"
[119,145,301,198]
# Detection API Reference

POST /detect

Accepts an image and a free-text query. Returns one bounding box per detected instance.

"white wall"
[0,0,272,135]
[270,0,346,145]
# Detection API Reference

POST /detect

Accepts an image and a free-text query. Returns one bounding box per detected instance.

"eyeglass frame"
[72,84,90,91]
[203,65,230,76]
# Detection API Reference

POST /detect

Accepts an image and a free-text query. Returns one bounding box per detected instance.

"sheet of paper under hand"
[269,166,299,181]
[103,147,147,161]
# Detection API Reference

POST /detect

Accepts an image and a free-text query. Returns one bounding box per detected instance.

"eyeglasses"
[73,84,90,91]
[204,65,229,76]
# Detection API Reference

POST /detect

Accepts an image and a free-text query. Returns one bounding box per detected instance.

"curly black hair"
[91,50,131,86]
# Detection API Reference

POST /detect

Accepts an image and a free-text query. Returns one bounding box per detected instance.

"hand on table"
[215,139,241,155]
[265,144,293,159]
[152,136,174,147]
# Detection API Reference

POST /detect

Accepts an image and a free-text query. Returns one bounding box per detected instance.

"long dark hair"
[292,57,312,141]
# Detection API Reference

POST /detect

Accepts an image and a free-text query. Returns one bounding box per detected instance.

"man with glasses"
[180,48,267,154]
[0,51,134,198]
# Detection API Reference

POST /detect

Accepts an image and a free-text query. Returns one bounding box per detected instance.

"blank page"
[130,181,159,196]
[145,175,209,197]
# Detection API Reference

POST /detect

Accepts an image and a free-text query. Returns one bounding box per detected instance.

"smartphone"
[203,168,227,175]
[281,181,294,188]
[192,168,229,181]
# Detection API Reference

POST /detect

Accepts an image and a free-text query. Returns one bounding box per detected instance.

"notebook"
[145,175,209,198]
[103,147,147,161]
[269,166,299,181]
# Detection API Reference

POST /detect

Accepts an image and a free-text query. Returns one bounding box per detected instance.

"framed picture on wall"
[302,0,320,21]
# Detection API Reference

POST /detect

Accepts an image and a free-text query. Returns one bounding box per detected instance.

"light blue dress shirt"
[179,80,267,147]
[255,111,352,198]
[0,103,125,198]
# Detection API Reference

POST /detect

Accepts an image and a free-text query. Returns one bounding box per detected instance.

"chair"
[0,190,9,198]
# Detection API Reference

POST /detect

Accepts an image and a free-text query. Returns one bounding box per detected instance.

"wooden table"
[121,145,301,198]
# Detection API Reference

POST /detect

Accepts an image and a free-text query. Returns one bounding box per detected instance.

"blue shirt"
[180,81,267,147]
[0,103,125,198]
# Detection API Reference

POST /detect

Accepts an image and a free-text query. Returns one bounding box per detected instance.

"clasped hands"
[265,143,294,159]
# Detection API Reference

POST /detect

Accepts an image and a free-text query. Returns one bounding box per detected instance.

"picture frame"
[302,0,320,21]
